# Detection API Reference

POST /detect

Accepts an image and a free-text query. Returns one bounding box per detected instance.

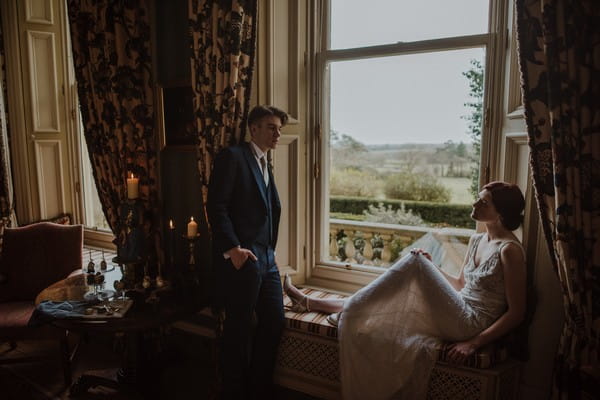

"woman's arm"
[413,235,474,291]
[447,242,526,362]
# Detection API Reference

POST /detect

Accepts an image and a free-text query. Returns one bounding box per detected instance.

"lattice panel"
[427,368,484,400]
[277,334,339,382]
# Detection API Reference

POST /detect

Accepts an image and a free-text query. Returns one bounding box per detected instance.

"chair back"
[0,223,83,302]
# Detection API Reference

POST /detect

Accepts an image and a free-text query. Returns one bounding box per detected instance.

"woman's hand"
[410,248,432,261]
[446,339,479,363]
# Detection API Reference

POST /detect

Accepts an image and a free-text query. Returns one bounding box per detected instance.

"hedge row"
[330,196,475,229]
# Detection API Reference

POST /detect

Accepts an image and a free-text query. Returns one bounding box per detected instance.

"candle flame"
[169,219,174,229]
[129,172,134,179]
[190,216,195,221]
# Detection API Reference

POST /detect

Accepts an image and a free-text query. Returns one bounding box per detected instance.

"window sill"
[84,228,116,250]
[306,263,382,294]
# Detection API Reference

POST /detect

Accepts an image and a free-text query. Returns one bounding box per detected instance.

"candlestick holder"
[114,196,146,289]
[182,233,201,272]
[168,227,176,270]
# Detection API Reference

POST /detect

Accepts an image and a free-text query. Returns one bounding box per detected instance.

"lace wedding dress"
[339,234,521,399]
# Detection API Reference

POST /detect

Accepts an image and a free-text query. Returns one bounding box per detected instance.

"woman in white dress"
[283,181,527,399]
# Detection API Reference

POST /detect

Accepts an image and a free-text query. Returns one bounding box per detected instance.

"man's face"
[250,115,282,152]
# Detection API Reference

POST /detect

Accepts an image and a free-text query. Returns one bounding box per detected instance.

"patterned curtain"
[516,0,600,397]
[0,9,17,229]
[67,1,161,260]
[189,0,258,205]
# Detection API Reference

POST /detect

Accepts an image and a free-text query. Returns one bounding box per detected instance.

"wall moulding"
[34,139,66,219]
[264,0,300,124]
[27,30,60,133]
[25,0,54,25]
[273,134,300,274]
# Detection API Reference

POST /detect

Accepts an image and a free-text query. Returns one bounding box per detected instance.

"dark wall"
[160,147,211,300]
[154,0,190,87]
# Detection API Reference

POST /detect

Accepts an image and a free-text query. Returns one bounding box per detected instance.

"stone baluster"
[329,228,339,260]
[362,232,374,265]
[380,233,392,266]
[344,230,356,264]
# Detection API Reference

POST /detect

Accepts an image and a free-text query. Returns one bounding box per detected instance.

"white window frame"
[306,0,510,292]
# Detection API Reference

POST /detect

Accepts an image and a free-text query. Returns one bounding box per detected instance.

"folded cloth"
[28,300,90,326]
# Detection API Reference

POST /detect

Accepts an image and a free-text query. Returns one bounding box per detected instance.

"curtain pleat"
[189,0,258,207]
[516,0,600,397]
[67,0,161,263]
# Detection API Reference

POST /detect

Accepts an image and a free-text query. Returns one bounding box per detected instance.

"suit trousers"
[220,245,284,400]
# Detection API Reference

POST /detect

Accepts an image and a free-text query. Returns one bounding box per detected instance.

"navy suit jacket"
[207,142,281,259]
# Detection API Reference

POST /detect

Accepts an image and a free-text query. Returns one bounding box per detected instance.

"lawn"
[439,177,473,205]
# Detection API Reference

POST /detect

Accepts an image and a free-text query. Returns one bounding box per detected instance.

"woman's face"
[471,189,500,223]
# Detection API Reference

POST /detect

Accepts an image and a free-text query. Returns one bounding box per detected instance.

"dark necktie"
[260,155,269,187]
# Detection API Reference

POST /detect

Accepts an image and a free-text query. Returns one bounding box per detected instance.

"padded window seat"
[276,287,521,400]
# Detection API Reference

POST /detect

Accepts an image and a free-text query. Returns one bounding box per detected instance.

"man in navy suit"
[207,105,288,399]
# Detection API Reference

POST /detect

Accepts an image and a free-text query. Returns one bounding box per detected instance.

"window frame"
[307,0,510,291]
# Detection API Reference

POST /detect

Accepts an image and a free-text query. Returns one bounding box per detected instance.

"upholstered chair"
[0,222,84,385]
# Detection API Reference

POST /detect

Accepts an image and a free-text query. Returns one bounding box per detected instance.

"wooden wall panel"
[274,135,299,272]
[27,30,60,132]
[26,0,53,24]
[34,140,66,219]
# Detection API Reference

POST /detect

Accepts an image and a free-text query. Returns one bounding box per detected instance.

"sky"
[329,0,490,145]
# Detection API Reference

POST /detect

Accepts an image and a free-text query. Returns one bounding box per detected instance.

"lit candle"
[127,173,139,199]
[168,218,176,267]
[187,216,198,238]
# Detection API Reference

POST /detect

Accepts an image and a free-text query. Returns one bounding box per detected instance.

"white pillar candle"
[187,216,198,238]
[127,173,139,199]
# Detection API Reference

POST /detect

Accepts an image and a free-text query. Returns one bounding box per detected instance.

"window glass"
[80,131,111,232]
[330,0,490,49]
[325,48,485,270]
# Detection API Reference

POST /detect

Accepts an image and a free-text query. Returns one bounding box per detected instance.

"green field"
[439,177,473,205]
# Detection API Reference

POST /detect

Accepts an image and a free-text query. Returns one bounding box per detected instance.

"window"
[79,128,110,232]
[65,15,111,239]
[312,0,507,282]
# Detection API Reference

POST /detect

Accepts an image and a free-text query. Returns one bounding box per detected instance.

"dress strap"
[498,239,526,258]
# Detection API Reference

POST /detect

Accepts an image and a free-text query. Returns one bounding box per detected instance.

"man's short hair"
[247,105,288,127]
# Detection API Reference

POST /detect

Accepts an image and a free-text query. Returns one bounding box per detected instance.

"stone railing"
[329,219,472,269]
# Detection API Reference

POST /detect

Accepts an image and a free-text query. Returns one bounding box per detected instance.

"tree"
[462,59,484,199]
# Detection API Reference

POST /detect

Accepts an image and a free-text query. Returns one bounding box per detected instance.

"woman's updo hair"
[482,181,525,231]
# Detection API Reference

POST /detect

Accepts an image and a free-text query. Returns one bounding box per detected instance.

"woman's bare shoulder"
[499,240,525,266]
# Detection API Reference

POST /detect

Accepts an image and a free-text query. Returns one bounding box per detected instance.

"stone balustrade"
[329,219,472,269]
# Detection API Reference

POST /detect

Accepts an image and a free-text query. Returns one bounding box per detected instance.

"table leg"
[69,331,146,397]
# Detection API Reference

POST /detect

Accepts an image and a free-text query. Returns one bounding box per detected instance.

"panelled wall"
[255,0,308,278]
[2,0,77,224]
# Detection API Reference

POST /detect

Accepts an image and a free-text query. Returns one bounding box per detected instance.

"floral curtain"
[189,0,258,205]
[67,0,161,261]
[0,9,17,229]
[516,0,600,397]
